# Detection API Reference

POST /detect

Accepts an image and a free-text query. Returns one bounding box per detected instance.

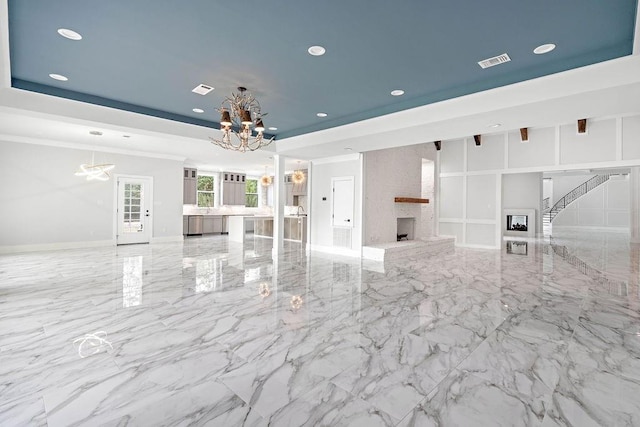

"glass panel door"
[123,183,143,233]
[117,176,152,245]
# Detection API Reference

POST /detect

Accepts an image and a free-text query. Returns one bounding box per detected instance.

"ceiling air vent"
[477,53,511,69]
[192,84,214,95]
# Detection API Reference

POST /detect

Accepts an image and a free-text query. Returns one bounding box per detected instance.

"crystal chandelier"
[209,86,275,152]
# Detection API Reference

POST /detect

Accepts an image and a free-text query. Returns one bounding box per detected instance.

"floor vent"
[477,53,511,69]
[333,228,352,248]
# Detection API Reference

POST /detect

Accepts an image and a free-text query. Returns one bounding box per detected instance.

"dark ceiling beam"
[473,135,481,146]
[434,141,441,151]
[577,119,587,134]
[520,128,528,142]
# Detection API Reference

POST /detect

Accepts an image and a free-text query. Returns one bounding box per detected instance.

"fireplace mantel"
[394,197,429,204]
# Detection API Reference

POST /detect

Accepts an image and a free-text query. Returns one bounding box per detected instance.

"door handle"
[145,210,150,217]
[345,219,351,222]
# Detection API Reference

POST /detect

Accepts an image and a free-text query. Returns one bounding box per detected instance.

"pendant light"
[260,165,272,186]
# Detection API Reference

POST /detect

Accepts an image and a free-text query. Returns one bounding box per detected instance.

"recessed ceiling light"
[344,147,353,151]
[268,127,278,131]
[57,28,82,41]
[308,45,326,56]
[390,90,405,96]
[89,130,103,136]
[488,123,502,128]
[122,135,131,138]
[533,43,556,55]
[192,108,204,113]
[317,112,328,118]
[49,73,68,81]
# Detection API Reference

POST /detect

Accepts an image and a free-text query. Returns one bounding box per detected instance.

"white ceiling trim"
[0,133,187,161]
[311,153,361,165]
[0,87,218,143]
[276,55,640,155]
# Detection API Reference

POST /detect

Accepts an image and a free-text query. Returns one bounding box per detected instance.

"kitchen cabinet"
[254,217,273,238]
[222,172,246,205]
[252,216,307,242]
[285,216,307,242]
[183,168,197,205]
[183,216,188,235]
[202,216,223,234]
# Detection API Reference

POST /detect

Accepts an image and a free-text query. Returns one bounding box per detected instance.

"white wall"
[438,114,640,248]
[552,175,630,230]
[502,173,542,236]
[0,140,183,251]
[309,155,362,255]
[362,143,437,245]
[438,138,501,248]
[543,178,553,203]
[508,127,555,169]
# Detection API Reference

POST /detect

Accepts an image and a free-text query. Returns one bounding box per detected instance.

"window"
[197,175,214,207]
[245,178,258,207]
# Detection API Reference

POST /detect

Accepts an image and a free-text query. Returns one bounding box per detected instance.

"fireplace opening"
[506,215,528,232]
[397,217,415,241]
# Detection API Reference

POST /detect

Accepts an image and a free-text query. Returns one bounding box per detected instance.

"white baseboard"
[151,235,184,244]
[456,243,500,250]
[551,226,629,233]
[0,235,185,254]
[0,239,115,255]
[308,243,361,258]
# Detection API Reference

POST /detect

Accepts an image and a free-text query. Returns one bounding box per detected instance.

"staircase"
[543,174,611,225]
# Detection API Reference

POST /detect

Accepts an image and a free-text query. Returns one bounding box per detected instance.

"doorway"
[332,176,354,228]
[116,176,153,245]
[331,176,354,248]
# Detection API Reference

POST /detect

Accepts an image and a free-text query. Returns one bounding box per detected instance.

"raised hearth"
[363,236,455,261]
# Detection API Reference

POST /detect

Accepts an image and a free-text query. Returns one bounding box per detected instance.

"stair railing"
[542,197,550,211]
[547,174,611,222]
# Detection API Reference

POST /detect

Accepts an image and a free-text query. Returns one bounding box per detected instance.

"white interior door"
[332,176,354,228]
[116,176,153,245]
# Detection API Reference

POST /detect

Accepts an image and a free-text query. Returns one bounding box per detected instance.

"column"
[272,154,286,257]
[630,166,640,244]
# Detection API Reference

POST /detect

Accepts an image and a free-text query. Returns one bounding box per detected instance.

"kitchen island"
[228,215,307,243]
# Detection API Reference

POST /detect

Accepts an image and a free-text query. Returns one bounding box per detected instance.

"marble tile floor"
[1,232,640,426]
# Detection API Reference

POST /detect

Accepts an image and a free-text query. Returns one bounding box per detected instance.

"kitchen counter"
[183,214,255,236]
[228,215,307,243]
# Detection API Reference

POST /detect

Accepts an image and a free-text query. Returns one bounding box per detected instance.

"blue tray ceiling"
[7,0,638,139]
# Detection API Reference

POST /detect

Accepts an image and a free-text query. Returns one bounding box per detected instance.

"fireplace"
[503,209,536,238]
[506,215,528,232]
[397,217,415,241]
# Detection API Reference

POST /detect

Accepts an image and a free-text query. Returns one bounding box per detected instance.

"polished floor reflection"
[1,231,639,426]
